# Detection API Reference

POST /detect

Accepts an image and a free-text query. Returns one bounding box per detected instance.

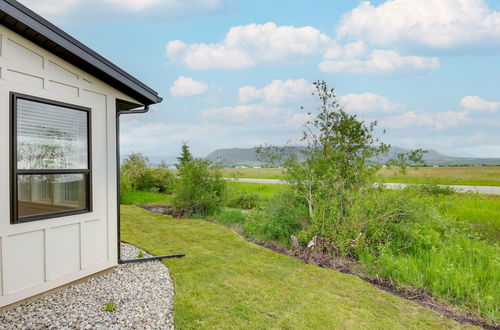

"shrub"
[244,191,309,245]
[413,183,456,196]
[120,153,175,194]
[298,187,436,257]
[136,167,175,193]
[173,143,226,216]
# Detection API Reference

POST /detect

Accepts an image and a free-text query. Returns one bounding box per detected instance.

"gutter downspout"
[116,105,185,264]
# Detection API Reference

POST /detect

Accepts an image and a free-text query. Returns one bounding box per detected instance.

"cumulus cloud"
[201,104,293,124]
[340,92,405,113]
[380,110,469,130]
[238,79,314,105]
[18,0,227,21]
[336,0,500,49]
[319,49,439,73]
[460,95,500,112]
[170,76,208,97]
[166,22,333,70]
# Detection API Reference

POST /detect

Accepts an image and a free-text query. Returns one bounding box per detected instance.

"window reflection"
[18,174,86,218]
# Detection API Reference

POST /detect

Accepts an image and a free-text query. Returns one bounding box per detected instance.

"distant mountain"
[206,147,500,167]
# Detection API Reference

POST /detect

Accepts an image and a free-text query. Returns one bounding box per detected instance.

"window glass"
[17,174,87,218]
[17,98,88,170]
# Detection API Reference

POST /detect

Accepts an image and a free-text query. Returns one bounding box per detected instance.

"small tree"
[173,143,226,216]
[258,81,424,254]
[176,142,193,170]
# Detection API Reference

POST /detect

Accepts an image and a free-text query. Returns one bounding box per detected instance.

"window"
[11,93,92,223]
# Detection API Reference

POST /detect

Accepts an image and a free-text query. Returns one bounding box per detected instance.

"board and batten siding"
[0,25,138,307]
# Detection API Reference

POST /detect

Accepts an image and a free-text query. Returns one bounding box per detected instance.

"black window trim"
[10,92,93,224]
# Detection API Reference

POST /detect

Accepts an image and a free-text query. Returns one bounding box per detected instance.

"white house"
[0,0,162,308]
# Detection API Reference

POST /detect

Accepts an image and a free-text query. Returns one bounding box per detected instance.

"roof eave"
[0,0,163,106]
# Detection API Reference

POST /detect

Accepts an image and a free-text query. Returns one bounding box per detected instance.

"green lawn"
[221,166,500,186]
[120,190,173,205]
[121,205,470,329]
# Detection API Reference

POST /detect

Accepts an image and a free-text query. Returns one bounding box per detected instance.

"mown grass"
[121,205,466,329]
[221,166,500,186]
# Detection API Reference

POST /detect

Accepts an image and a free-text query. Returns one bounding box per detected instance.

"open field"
[221,166,500,186]
[378,166,500,187]
[121,205,465,329]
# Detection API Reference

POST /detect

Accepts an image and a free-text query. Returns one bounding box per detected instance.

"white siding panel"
[47,80,79,98]
[46,224,80,281]
[81,89,106,110]
[47,60,79,81]
[4,39,44,70]
[81,220,107,268]
[3,231,45,295]
[6,70,44,89]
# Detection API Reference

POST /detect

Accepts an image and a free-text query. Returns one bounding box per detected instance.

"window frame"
[10,92,93,224]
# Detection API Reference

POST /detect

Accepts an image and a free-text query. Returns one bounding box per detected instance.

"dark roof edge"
[0,0,162,105]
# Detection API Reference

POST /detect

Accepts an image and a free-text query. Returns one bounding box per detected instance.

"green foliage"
[137,250,145,258]
[176,142,194,170]
[225,186,260,210]
[412,183,456,196]
[103,300,117,312]
[214,209,247,226]
[244,191,309,245]
[173,143,226,216]
[120,152,175,194]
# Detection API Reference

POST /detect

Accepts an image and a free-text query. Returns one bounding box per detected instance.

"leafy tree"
[257,80,425,254]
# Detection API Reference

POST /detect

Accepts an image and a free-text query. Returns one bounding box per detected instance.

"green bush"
[413,183,456,196]
[120,153,175,194]
[214,209,247,226]
[173,143,226,216]
[244,191,309,245]
[299,187,435,257]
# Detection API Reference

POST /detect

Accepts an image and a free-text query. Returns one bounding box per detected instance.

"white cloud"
[340,93,405,113]
[380,110,469,130]
[460,95,500,112]
[319,49,439,73]
[238,79,314,105]
[201,104,292,124]
[170,76,208,98]
[336,0,500,49]
[166,22,333,70]
[18,0,227,21]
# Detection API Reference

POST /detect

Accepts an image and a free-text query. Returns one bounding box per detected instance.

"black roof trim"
[0,0,162,105]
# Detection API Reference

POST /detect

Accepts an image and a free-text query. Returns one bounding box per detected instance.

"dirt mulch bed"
[140,204,496,329]
[139,204,203,218]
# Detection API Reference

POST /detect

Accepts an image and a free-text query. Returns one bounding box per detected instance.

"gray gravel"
[0,243,174,329]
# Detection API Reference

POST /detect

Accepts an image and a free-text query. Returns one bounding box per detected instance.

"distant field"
[222,166,500,186]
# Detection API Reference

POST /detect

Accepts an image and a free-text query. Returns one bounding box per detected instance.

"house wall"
[0,26,140,307]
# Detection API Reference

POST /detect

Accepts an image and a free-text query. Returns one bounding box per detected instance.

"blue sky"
[20,0,500,158]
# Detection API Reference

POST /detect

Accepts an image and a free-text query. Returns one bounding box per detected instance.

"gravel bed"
[0,243,175,329]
